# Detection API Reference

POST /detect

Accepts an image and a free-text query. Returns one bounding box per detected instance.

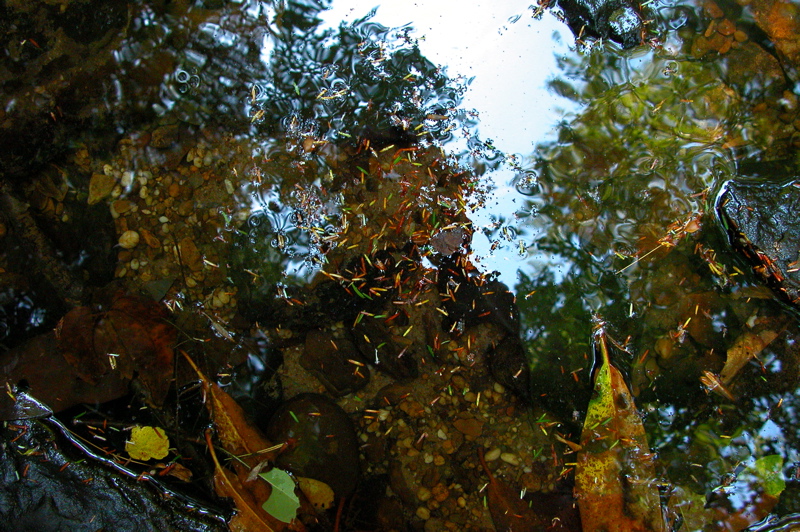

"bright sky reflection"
[319,1,581,287]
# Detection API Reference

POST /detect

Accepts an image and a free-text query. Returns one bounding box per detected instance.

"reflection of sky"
[319,1,581,289]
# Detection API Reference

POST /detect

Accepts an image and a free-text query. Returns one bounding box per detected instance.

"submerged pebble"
[264,393,360,497]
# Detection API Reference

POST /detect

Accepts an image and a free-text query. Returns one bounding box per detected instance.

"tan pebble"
[416,506,430,520]
[130,258,140,270]
[224,179,235,195]
[178,200,195,217]
[484,448,502,461]
[718,36,732,54]
[432,483,449,502]
[704,0,723,18]
[407,448,420,458]
[717,18,735,36]
[437,428,447,440]
[433,455,445,466]
[417,486,432,502]
[88,173,115,205]
[185,276,197,288]
[703,20,716,38]
[113,199,133,214]
[140,229,160,248]
[168,183,181,198]
[121,171,134,187]
[734,29,747,42]
[139,186,149,199]
[493,382,505,394]
[218,290,231,305]
[463,391,476,403]
[424,453,434,464]
[118,230,140,249]
[500,452,520,466]
[453,418,483,438]
[116,267,127,278]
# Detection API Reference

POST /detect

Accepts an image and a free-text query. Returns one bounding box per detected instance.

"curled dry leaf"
[574,327,664,532]
[183,352,306,532]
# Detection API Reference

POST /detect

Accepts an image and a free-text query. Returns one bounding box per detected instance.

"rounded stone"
[118,230,140,249]
[264,393,360,497]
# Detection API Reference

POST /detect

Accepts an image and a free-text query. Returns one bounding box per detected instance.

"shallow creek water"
[2,0,800,530]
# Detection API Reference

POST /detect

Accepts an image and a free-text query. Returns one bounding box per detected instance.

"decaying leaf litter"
[3,0,800,530]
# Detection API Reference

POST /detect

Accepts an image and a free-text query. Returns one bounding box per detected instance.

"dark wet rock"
[264,393,360,498]
[555,0,646,48]
[487,335,531,402]
[347,475,408,531]
[716,178,800,306]
[353,318,418,380]
[439,269,521,336]
[0,0,132,180]
[373,382,414,406]
[0,415,227,532]
[300,329,370,396]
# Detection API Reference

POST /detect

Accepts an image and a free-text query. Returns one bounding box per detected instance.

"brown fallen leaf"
[182,352,306,532]
[574,326,664,532]
[57,290,177,405]
[478,446,546,531]
[720,317,788,385]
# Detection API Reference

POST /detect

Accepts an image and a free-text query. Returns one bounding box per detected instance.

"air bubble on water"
[513,171,540,196]
[188,75,201,88]
[175,70,190,83]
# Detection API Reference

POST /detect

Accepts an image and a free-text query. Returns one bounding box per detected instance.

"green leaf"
[259,468,300,523]
[753,455,785,497]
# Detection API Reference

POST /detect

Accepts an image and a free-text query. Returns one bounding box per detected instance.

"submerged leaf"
[186,353,301,531]
[752,455,786,498]
[296,477,334,511]
[259,468,301,523]
[720,318,786,384]
[205,431,278,532]
[478,447,545,531]
[574,326,664,532]
[125,426,169,461]
[57,291,177,405]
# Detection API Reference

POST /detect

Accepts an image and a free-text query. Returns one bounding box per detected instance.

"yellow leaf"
[125,426,169,461]
[574,326,664,532]
[297,477,334,511]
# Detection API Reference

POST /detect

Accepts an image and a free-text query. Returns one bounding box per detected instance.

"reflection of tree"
[511,5,800,495]
[250,0,475,150]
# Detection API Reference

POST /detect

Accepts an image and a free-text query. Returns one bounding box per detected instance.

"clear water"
[3,0,800,529]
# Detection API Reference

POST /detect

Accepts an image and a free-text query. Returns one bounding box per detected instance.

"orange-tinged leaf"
[185,353,305,532]
[720,317,787,384]
[574,327,664,532]
[205,430,278,532]
[478,447,546,531]
[181,351,277,463]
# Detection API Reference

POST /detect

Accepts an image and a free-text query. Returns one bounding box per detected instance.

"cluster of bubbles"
[174,69,202,94]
